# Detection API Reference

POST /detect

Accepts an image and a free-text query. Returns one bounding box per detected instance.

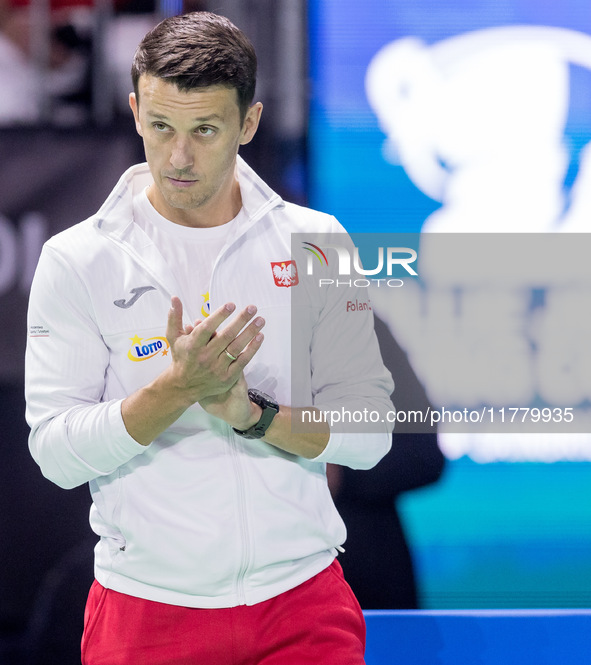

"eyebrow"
[147,111,223,123]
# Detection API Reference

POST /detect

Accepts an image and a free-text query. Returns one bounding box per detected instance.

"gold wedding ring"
[224,349,238,361]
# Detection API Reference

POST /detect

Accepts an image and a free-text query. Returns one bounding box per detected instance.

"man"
[25,11,393,664]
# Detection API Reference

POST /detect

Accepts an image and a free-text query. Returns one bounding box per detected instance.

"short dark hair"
[131,11,257,123]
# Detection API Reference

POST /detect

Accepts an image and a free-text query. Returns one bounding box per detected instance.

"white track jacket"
[25,158,394,608]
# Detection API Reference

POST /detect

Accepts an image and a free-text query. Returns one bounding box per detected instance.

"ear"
[129,92,143,137]
[239,102,263,146]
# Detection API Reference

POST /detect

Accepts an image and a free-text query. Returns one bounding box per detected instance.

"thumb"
[166,296,184,346]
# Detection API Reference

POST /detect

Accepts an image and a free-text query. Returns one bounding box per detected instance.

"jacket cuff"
[68,399,150,474]
[309,430,392,470]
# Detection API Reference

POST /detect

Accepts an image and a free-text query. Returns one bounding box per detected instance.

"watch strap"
[233,389,279,439]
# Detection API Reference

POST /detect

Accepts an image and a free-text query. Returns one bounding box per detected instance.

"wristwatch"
[232,389,279,439]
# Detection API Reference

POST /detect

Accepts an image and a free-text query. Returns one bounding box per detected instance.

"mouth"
[166,176,198,188]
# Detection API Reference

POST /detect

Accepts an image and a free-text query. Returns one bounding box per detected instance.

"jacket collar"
[92,157,284,325]
[94,156,283,238]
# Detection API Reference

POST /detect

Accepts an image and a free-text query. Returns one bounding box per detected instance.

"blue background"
[308,0,591,608]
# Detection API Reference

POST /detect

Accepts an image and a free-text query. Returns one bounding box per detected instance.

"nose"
[169,135,194,171]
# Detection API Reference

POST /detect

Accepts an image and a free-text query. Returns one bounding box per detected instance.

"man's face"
[129,75,261,227]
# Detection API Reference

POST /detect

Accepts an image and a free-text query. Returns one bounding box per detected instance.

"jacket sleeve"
[300,222,395,470]
[25,244,149,489]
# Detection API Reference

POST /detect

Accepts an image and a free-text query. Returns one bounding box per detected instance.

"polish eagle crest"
[270,260,299,287]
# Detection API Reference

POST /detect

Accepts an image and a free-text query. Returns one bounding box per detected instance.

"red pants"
[81,560,366,665]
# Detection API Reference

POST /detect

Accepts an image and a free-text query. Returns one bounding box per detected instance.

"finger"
[222,348,239,363]
[166,296,184,346]
[223,316,265,361]
[208,305,260,352]
[230,332,264,371]
[190,302,237,343]
[184,318,203,335]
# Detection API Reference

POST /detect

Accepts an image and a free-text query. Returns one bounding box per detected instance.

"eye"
[196,126,215,136]
[152,122,169,132]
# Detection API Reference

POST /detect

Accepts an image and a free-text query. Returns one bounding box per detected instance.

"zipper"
[229,429,251,604]
[207,197,283,604]
[207,195,283,603]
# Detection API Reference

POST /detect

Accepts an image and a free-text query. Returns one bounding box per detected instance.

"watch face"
[248,389,279,411]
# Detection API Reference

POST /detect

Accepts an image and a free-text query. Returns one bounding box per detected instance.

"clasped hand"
[165,296,265,429]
